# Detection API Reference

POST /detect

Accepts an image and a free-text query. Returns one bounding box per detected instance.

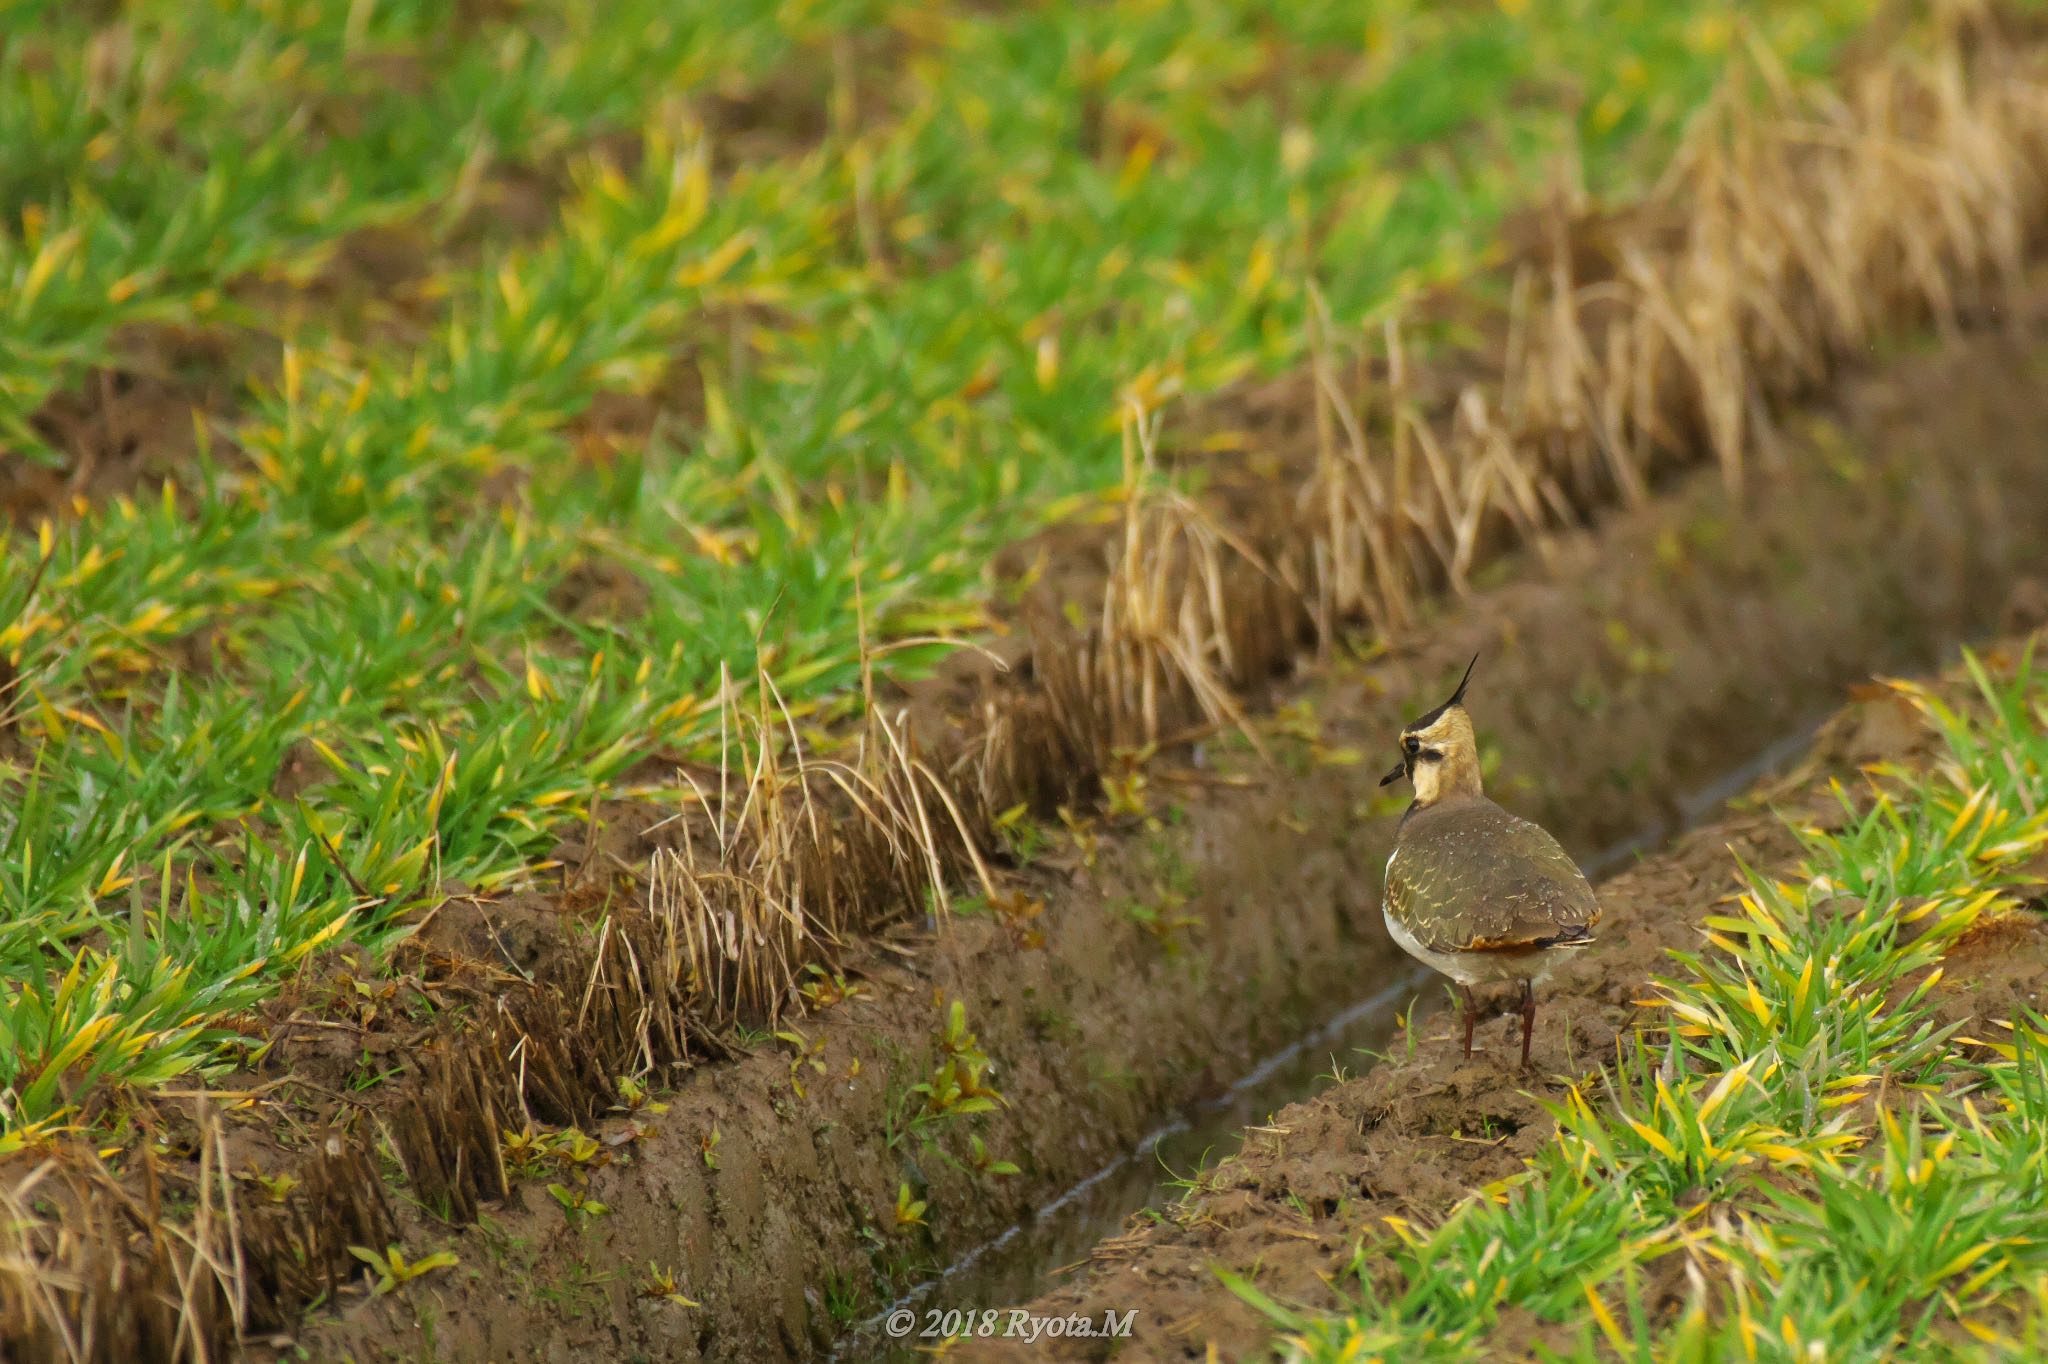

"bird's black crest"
[1406,653,1479,732]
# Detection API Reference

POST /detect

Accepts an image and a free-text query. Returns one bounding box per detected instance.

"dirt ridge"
[264,321,2048,1362]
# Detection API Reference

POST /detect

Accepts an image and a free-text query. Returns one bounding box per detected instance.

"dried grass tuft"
[1022,409,1299,771]
[0,1111,243,1364]
[1298,18,2048,629]
[654,660,992,1030]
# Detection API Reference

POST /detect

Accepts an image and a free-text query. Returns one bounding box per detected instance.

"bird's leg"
[1519,979,1536,1068]
[1461,986,1477,1058]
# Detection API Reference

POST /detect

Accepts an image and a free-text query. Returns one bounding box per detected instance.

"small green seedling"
[547,1182,611,1218]
[253,1170,300,1204]
[893,1182,928,1232]
[988,886,1046,950]
[1058,806,1101,868]
[614,1075,668,1114]
[799,964,870,1009]
[774,1026,829,1097]
[501,1124,555,1178]
[1102,769,1150,820]
[348,1243,458,1296]
[913,1000,1006,1123]
[639,1263,700,1308]
[553,1129,605,1167]
[967,1134,1021,1178]
[992,802,1051,863]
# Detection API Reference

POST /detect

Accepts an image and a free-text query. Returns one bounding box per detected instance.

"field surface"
[0,0,1878,1139]
[16,5,2048,1364]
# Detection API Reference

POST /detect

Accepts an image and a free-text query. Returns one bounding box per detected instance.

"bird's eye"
[1402,736,1420,756]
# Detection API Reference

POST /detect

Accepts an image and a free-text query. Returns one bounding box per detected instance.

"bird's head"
[1380,654,1483,807]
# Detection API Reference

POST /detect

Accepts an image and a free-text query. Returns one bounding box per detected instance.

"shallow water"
[848,970,1430,1360]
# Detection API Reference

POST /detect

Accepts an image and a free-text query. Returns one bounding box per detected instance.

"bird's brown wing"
[1389,801,1599,955]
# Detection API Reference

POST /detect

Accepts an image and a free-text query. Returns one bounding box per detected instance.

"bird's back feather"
[1384,798,1599,955]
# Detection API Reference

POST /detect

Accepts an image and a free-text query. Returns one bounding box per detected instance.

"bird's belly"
[1382,905,1553,987]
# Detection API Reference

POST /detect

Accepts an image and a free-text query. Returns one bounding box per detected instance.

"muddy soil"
[262,322,2048,1362]
[960,638,2048,1364]
[1,324,245,524]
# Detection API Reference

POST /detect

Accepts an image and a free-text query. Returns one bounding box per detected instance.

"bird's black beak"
[1379,757,1409,787]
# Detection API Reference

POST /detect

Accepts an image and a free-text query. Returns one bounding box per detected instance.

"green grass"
[0,1,1885,1136]
[1252,646,2048,1360]
[1,0,821,454]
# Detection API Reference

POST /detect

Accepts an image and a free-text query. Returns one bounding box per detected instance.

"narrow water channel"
[840,712,1828,1362]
